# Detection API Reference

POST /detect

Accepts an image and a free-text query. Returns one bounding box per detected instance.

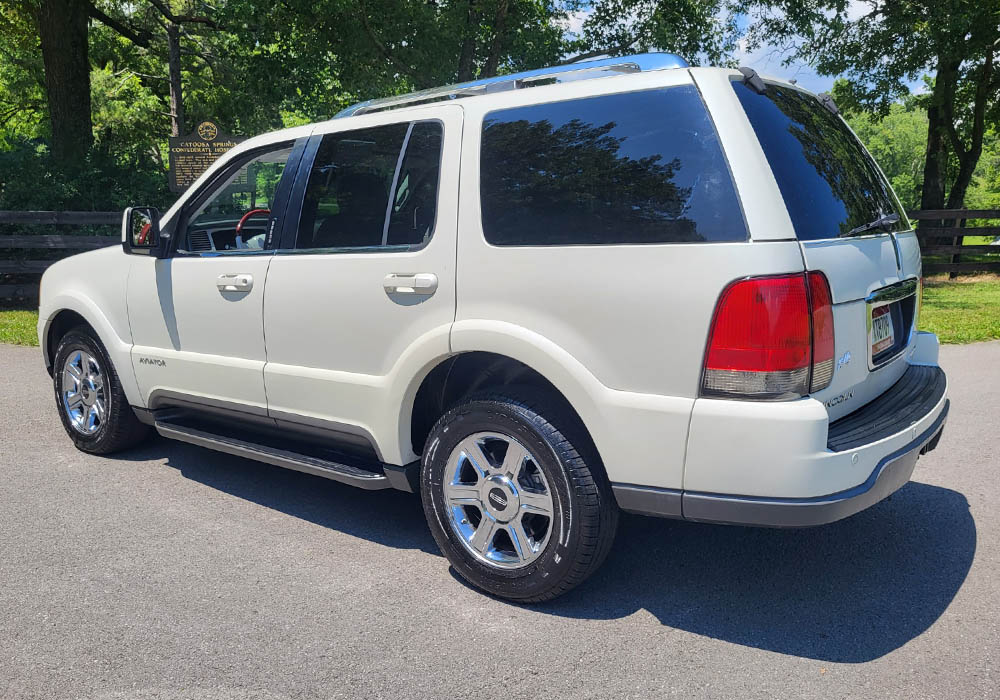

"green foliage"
[577,0,740,66]
[842,99,928,211]
[0,139,169,211]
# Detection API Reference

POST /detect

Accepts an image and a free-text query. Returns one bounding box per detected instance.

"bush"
[0,138,172,213]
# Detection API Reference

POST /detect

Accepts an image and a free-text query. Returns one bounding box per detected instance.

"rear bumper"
[676,399,946,526]
[614,353,949,527]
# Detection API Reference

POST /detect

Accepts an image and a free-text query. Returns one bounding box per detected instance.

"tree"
[571,0,740,65]
[736,0,1000,211]
[842,94,929,212]
[31,0,93,163]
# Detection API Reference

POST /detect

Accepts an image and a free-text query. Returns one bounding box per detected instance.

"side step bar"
[155,421,394,490]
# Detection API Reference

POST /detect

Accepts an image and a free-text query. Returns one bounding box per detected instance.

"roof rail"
[334,52,689,119]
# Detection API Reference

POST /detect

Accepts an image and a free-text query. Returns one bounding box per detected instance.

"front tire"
[421,388,618,602]
[53,327,150,454]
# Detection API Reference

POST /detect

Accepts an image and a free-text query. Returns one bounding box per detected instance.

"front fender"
[37,250,141,407]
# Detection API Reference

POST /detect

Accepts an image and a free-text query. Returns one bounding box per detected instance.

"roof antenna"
[817,92,840,115]
[738,67,767,94]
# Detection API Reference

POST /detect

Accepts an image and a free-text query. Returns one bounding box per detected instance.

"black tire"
[421,386,618,602]
[52,327,150,454]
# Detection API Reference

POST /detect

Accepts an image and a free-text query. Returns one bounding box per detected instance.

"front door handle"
[384,273,438,296]
[216,273,253,293]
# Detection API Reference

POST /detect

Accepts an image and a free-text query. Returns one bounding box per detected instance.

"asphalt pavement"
[1,341,997,699]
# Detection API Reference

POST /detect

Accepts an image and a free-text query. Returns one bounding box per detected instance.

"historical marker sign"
[168,121,243,193]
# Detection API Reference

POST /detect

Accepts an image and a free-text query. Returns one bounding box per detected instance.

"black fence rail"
[0,211,120,301]
[908,209,1000,275]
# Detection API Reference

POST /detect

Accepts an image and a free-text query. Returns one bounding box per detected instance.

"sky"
[561,2,926,97]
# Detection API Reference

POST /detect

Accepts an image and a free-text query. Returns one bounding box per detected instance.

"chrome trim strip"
[866,277,918,305]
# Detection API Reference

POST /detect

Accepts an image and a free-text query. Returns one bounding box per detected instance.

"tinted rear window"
[479,86,747,246]
[733,81,906,240]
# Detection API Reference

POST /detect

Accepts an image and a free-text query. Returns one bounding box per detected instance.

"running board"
[155,421,393,490]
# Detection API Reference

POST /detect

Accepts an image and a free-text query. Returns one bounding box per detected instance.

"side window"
[479,86,748,246]
[386,122,443,246]
[295,121,443,251]
[182,144,294,253]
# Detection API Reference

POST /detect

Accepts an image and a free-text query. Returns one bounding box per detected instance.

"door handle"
[216,273,253,293]
[383,272,438,296]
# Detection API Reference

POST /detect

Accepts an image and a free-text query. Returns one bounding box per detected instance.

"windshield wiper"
[842,213,900,237]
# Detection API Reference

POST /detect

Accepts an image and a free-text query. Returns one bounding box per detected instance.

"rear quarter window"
[732,80,907,240]
[479,86,747,246]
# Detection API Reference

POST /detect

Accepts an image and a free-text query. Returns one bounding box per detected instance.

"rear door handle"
[384,273,438,296]
[216,273,253,292]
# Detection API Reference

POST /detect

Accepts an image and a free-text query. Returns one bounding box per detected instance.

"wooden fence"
[908,209,1000,275]
[0,211,119,301]
[1,208,999,302]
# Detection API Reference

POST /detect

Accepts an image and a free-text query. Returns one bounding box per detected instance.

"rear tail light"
[701,271,835,400]
[808,271,834,392]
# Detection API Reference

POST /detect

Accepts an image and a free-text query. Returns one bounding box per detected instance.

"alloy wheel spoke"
[469,515,497,553]
[506,521,531,563]
[444,482,481,506]
[66,354,83,378]
[458,437,493,479]
[519,489,552,516]
[65,391,84,410]
[86,406,99,431]
[93,398,106,422]
[502,441,529,478]
[63,372,79,394]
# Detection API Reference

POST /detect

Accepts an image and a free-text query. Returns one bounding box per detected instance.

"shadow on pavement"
[126,436,437,554]
[543,481,975,663]
[128,437,975,664]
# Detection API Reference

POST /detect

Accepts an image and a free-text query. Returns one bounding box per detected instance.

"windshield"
[733,81,907,240]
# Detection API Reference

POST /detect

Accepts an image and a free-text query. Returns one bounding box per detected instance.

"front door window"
[179,144,294,253]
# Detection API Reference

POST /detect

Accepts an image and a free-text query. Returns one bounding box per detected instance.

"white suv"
[38,54,949,602]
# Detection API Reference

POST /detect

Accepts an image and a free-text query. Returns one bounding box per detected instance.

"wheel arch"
[403,322,611,471]
[40,293,143,407]
[44,309,94,372]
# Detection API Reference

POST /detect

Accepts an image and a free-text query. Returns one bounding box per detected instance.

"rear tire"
[421,387,618,602]
[53,327,150,454]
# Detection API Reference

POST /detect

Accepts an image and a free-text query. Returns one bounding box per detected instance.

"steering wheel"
[236,208,271,238]
[137,222,152,246]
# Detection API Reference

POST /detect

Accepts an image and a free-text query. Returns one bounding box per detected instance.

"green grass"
[920,276,1000,344]
[0,309,39,346]
[3,278,999,348]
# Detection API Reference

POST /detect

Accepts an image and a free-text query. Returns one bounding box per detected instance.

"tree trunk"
[919,57,956,213]
[944,45,994,210]
[166,22,186,137]
[482,0,510,78]
[456,0,478,82]
[35,0,92,165]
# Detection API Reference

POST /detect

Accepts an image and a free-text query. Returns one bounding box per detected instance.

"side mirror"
[122,206,168,258]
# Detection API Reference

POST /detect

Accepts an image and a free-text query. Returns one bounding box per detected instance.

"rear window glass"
[479,86,747,246]
[733,81,906,240]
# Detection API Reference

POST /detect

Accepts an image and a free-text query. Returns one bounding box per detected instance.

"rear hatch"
[733,79,920,421]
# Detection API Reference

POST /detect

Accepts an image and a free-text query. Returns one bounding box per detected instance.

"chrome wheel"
[61,349,106,436]
[444,432,554,569]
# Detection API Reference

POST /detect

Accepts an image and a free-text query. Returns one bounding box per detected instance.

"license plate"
[870,305,895,355]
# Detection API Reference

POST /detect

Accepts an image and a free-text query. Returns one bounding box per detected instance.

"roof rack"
[334,52,689,119]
